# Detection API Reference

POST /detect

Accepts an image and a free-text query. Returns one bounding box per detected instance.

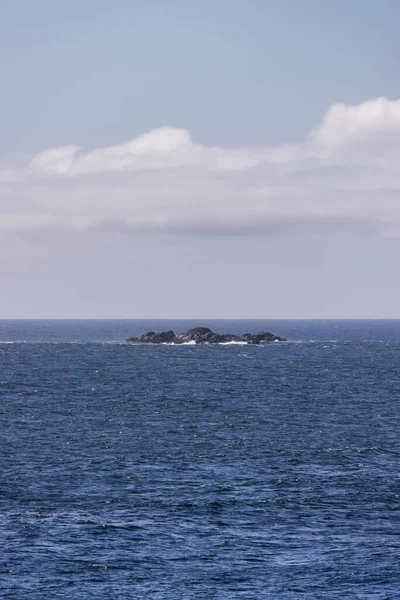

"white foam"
[218,341,249,345]
[164,340,197,345]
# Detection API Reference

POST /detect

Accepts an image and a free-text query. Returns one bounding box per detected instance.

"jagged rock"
[128,330,176,343]
[126,327,286,344]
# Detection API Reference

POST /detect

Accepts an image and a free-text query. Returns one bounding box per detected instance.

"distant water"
[1,320,399,599]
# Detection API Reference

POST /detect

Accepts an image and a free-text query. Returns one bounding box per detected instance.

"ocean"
[1,320,399,599]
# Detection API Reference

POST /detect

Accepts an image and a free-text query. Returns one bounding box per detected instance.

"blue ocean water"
[1,320,399,599]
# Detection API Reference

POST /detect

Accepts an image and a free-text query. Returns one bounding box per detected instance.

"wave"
[163,340,197,345]
[218,341,250,345]
[1,339,398,347]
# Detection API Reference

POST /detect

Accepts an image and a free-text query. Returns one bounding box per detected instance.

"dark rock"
[187,327,212,336]
[126,327,286,344]
[126,330,175,343]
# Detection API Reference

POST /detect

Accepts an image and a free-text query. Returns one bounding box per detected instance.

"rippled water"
[1,320,399,599]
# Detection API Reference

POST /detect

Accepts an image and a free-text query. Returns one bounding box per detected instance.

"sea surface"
[1,320,399,599]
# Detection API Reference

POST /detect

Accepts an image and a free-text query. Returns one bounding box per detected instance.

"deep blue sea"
[1,320,399,599]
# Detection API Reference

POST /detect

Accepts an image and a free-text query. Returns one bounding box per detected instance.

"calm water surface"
[1,320,399,599]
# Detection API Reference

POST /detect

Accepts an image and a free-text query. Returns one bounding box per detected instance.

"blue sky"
[1,1,400,317]
[2,0,399,154]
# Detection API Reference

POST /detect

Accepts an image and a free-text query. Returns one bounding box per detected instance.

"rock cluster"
[126,326,286,345]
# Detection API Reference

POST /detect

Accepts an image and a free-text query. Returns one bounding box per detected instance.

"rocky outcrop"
[126,326,286,345]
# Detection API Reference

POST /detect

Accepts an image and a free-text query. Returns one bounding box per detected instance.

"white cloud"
[309,97,400,147]
[1,97,400,237]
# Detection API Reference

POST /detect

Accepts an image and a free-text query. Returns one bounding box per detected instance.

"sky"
[1,0,400,318]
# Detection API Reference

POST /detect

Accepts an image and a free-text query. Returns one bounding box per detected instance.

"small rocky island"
[126,327,286,345]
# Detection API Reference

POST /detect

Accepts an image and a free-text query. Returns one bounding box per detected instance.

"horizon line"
[1,317,400,322]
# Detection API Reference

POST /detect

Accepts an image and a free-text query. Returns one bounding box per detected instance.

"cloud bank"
[2,97,400,237]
